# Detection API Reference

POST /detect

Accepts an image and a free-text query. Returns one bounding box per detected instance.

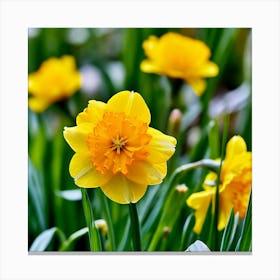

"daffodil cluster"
[187,136,252,234]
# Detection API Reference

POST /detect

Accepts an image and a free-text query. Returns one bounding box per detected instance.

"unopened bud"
[175,184,188,193]
[94,219,108,235]
[162,226,171,238]
[168,108,182,136]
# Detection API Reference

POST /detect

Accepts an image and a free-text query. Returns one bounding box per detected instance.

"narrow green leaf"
[180,214,195,250]
[97,189,116,251]
[60,227,88,251]
[148,184,188,251]
[213,114,230,250]
[220,209,240,251]
[28,158,47,232]
[207,119,220,159]
[235,191,252,251]
[29,227,65,252]
[81,189,102,251]
[117,218,131,251]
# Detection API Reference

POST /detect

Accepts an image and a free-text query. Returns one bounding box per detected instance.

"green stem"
[168,159,220,189]
[213,114,230,250]
[99,192,116,251]
[81,188,102,251]
[129,203,142,251]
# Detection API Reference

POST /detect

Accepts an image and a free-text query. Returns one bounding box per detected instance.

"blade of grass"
[28,158,47,232]
[220,209,240,251]
[148,185,188,251]
[212,114,230,251]
[180,214,195,251]
[59,227,88,251]
[97,189,116,251]
[29,227,66,252]
[235,191,252,251]
[208,119,220,159]
[81,188,102,251]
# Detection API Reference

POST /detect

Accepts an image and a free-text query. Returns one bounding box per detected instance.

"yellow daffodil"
[187,136,252,234]
[140,32,219,96]
[28,55,81,113]
[63,91,177,204]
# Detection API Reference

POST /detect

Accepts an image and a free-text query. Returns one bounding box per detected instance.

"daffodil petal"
[28,97,50,113]
[225,135,247,159]
[146,127,177,163]
[198,61,219,77]
[142,35,158,58]
[187,189,214,234]
[76,100,106,125]
[63,123,93,154]
[186,78,207,96]
[107,91,151,124]
[28,73,40,95]
[218,194,233,231]
[140,60,163,74]
[126,161,167,185]
[61,55,76,69]
[100,173,147,204]
[69,153,111,187]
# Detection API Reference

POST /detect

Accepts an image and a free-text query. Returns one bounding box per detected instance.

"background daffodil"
[28,55,81,113]
[187,135,252,234]
[63,90,177,204]
[140,32,219,96]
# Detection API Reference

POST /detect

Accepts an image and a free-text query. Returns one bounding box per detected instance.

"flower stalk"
[129,203,142,251]
[213,114,230,250]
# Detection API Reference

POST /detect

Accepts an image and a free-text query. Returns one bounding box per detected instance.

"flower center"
[111,135,128,154]
[87,112,152,175]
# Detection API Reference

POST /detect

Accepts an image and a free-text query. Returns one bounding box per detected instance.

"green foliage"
[28,28,252,252]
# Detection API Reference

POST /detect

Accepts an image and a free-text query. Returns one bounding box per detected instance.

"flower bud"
[175,184,188,193]
[162,226,171,238]
[168,108,182,137]
[94,219,108,235]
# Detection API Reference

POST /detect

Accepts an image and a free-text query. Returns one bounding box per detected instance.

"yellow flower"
[28,55,81,113]
[140,32,219,96]
[63,91,177,204]
[186,136,252,234]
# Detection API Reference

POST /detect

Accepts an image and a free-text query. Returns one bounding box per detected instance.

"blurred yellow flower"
[63,91,176,204]
[140,32,219,96]
[186,136,252,234]
[28,55,81,113]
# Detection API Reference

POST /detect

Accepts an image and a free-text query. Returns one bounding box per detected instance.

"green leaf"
[97,189,116,251]
[81,189,102,251]
[207,120,220,159]
[235,191,252,251]
[29,227,66,252]
[148,184,188,251]
[212,114,230,250]
[56,189,82,201]
[180,214,195,250]
[60,227,88,251]
[186,240,211,252]
[220,210,239,251]
[28,158,47,232]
